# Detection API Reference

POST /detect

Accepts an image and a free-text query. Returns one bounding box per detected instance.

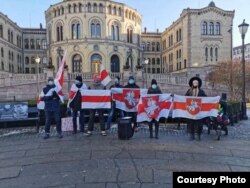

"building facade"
[233,43,250,61]
[0,1,234,77]
[161,1,234,77]
[0,13,47,74]
[46,0,142,74]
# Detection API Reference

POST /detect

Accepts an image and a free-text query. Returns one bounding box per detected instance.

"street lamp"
[144,58,149,88]
[57,47,63,71]
[238,19,249,120]
[127,48,132,72]
[35,55,41,94]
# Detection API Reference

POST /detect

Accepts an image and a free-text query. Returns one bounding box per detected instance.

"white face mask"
[152,84,157,89]
[115,78,119,84]
[129,79,134,84]
[75,80,81,85]
[48,81,54,86]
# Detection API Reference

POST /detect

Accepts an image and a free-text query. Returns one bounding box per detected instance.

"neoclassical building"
[46,0,142,74]
[0,0,234,77]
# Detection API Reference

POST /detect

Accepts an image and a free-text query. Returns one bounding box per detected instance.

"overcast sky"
[0,0,250,47]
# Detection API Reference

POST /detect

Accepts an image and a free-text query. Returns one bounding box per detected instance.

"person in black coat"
[41,77,62,139]
[185,76,207,141]
[69,76,88,134]
[147,79,162,139]
[106,76,124,130]
[123,76,140,131]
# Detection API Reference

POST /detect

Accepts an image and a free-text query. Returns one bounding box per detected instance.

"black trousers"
[187,119,203,136]
[87,109,105,132]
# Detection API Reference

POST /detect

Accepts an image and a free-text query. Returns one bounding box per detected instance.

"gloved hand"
[52,91,58,99]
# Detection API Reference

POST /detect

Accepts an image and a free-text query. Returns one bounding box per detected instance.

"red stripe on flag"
[101,69,108,80]
[82,96,111,103]
[174,102,219,111]
[69,91,76,99]
[113,93,123,101]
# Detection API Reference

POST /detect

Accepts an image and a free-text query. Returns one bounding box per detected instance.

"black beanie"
[151,79,157,85]
[75,75,82,83]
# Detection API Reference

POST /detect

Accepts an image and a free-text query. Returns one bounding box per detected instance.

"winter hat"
[151,79,157,85]
[129,76,134,80]
[188,76,202,88]
[75,75,82,83]
[48,77,54,81]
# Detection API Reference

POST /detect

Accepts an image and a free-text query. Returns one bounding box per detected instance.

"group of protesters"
[40,74,209,141]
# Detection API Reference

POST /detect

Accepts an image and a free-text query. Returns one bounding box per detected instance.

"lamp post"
[144,58,149,88]
[127,48,132,72]
[35,55,41,94]
[238,19,249,120]
[57,47,63,71]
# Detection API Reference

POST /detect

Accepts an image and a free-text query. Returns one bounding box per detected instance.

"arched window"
[215,47,218,61]
[152,58,155,65]
[1,61,4,70]
[111,55,120,72]
[156,42,160,51]
[91,19,101,38]
[157,58,160,65]
[24,39,29,49]
[205,47,208,61]
[202,21,207,35]
[88,3,91,12]
[91,54,102,73]
[73,4,77,13]
[127,27,133,43]
[56,22,63,41]
[72,54,82,73]
[61,7,64,14]
[48,26,52,44]
[152,42,155,51]
[111,22,119,40]
[209,22,214,35]
[210,47,213,61]
[125,10,128,18]
[147,42,151,51]
[8,30,10,42]
[25,57,30,65]
[108,5,112,14]
[118,7,122,16]
[1,48,4,57]
[79,3,82,13]
[93,3,97,13]
[71,21,81,39]
[113,6,117,15]
[215,22,220,35]
[99,4,103,13]
[0,25,3,38]
[68,4,71,13]
[30,39,35,49]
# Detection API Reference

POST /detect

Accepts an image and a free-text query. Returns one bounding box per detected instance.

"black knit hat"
[189,76,202,88]
[151,79,157,85]
[75,75,82,83]
[48,77,54,81]
[129,76,134,80]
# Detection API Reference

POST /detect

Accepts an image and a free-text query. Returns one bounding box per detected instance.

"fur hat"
[75,75,82,83]
[151,79,157,85]
[189,76,202,88]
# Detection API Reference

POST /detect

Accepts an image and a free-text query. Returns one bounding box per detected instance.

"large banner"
[172,95,220,119]
[81,90,111,109]
[111,88,147,112]
[137,94,172,122]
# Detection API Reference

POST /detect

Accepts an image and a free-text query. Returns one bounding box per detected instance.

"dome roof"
[208,1,216,7]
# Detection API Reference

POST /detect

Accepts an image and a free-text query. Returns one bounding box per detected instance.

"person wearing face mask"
[147,79,162,139]
[68,76,88,134]
[41,77,62,139]
[124,76,140,131]
[85,75,107,136]
[106,76,124,130]
[185,76,207,141]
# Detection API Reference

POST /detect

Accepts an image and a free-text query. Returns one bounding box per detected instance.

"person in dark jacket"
[85,75,107,136]
[147,79,162,139]
[123,76,140,131]
[41,77,62,139]
[185,76,207,141]
[106,76,124,130]
[69,76,88,134]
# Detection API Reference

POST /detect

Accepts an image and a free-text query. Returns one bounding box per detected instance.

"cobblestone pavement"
[0,114,250,188]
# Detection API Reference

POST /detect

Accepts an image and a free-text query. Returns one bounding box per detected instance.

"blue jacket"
[42,84,60,111]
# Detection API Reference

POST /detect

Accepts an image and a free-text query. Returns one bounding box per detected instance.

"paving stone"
[118,168,139,183]
[17,155,55,166]
[155,151,174,160]
[137,168,154,183]
[85,168,118,183]
[75,183,105,188]
[230,149,250,158]
[130,150,156,159]
[141,183,171,188]
[96,159,116,169]
[26,148,61,157]
[53,151,91,161]
[0,150,26,160]
[114,159,135,169]
[153,170,172,183]
[230,165,250,171]
[134,159,169,170]
[0,166,21,180]
[91,150,122,159]
[0,158,18,168]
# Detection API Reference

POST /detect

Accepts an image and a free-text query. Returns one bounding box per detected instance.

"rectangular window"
[36,39,41,49]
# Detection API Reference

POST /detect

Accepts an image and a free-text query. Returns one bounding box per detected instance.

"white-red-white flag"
[111,88,147,112]
[81,90,111,109]
[100,64,111,86]
[172,95,220,119]
[37,50,67,109]
[37,88,55,110]
[54,50,67,103]
[137,94,172,122]
[67,83,88,108]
